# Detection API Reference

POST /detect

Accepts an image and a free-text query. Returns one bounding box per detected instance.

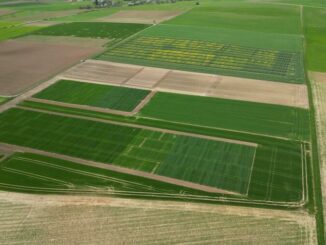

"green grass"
[30,22,150,39]
[0,22,41,41]
[166,2,302,35]
[99,25,305,83]
[304,7,326,72]
[0,97,8,105]
[34,80,150,112]
[139,92,310,141]
[0,108,257,194]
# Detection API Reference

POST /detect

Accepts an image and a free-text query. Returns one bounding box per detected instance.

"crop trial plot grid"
[102,36,304,83]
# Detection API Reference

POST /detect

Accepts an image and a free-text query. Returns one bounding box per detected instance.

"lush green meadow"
[34,80,150,112]
[99,25,305,83]
[31,22,149,39]
[0,108,257,194]
[139,92,310,141]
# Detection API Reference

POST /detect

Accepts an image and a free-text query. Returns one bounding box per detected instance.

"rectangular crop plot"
[33,80,150,112]
[0,108,256,194]
[0,152,208,197]
[100,35,304,83]
[31,22,149,39]
[139,92,310,141]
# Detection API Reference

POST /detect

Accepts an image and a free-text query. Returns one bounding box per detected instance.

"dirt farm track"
[0,40,102,96]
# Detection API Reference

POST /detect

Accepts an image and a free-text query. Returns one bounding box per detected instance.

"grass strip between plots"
[33,80,150,112]
[0,108,256,194]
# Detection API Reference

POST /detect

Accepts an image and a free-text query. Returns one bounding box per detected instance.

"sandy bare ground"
[0,191,317,245]
[0,142,241,195]
[97,10,182,24]
[310,71,326,237]
[18,35,110,48]
[63,60,143,85]
[0,9,15,16]
[0,40,102,96]
[62,60,309,108]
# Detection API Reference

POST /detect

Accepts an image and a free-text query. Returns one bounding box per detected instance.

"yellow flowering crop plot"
[102,35,305,83]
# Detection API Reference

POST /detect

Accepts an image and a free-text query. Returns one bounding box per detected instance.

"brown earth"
[98,10,182,24]
[0,9,15,16]
[63,60,143,85]
[18,35,110,48]
[62,60,309,108]
[0,40,102,96]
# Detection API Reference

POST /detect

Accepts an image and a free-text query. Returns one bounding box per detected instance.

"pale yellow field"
[0,191,317,244]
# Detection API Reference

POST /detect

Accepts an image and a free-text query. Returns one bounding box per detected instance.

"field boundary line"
[139,115,307,143]
[26,98,134,116]
[0,143,241,196]
[16,105,257,147]
[60,59,309,109]
[245,147,257,196]
[132,90,157,114]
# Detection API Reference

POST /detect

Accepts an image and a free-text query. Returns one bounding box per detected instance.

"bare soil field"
[98,10,182,24]
[158,70,218,95]
[310,71,326,236]
[63,60,144,85]
[0,40,102,96]
[0,9,15,16]
[62,60,309,108]
[126,67,169,88]
[208,76,309,109]
[0,191,317,244]
[18,35,110,48]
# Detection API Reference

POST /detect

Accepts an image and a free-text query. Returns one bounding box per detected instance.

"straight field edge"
[302,8,325,242]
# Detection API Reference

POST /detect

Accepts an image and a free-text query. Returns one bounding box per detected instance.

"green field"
[139,92,310,141]
[99,25,305,83]
[304,7,326,72]
[0,152,212,198]
[0,108,257,194]
[30,22,149,39]
[0,22,41,41]
[166,2,302,35]
[2,105,306,203]
[34,80,150,112]
[0,97,8,105]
